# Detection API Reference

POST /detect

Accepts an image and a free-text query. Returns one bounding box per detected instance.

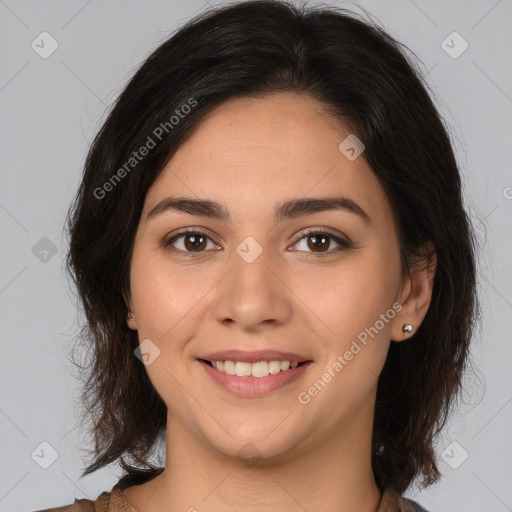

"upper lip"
[199,350,311,364]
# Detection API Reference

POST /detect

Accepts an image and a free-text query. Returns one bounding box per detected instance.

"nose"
[211,241,292,332]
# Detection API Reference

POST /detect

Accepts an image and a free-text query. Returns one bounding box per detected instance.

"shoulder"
[379,487,431,512]
[32,489,116,512]
[401,495,431,512]
[33,497,96,511]
[34,468,161,511]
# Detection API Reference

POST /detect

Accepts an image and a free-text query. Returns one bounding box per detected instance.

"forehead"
[143,93,392,226]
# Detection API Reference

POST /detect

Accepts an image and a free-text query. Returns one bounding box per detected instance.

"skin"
[123,92,436,512]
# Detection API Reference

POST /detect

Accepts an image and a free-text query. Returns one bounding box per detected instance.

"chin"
[202,422,302,465]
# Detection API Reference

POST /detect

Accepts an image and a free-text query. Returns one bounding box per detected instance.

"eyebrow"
[147,195,371,225]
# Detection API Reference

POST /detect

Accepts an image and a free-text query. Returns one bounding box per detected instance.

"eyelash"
[162,227,352,259]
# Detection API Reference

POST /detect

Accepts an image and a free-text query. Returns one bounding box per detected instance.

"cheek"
[305,254,399,334]
[129,246,204,342]
[299,259,398,419]
[302,251,400,396]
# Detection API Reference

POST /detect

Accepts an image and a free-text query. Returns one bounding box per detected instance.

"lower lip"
[198,360,313,397]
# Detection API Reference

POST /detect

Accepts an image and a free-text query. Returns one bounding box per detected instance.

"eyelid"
[292,226,349,245]
[163,226,221,250]
[288,227,351,257]
[163,226,351,255]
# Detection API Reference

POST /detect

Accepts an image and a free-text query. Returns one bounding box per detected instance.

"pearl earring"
[402,323,413,334]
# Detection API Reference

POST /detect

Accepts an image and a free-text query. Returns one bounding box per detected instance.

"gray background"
[1,0,511,510]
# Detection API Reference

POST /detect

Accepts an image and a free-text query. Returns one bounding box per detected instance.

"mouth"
[196,351,313,397]
[199,359,310,377]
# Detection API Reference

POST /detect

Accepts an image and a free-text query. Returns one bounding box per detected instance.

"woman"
[37,0,478,510]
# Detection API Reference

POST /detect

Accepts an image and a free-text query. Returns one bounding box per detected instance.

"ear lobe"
[391,243,437,342]
[127,311,138,330]
[123,290,137,330]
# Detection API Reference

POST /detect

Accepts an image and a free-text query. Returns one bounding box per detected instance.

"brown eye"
[164,230,219,256]
[182,233,208,252]
[292,230,351,255]
[307,234,331,252]
[163,228,350,258]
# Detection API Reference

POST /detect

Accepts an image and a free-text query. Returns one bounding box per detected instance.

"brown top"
[35,485,429,512]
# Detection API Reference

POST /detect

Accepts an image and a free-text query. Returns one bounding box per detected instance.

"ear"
[391,241,437,342]
[123,289,138,330]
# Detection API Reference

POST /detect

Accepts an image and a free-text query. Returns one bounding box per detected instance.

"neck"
[126,405,382,512]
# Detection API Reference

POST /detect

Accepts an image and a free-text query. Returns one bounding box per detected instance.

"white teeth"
[223,360,236,375]
[268,361,281,374]
[209,360,303,377]
[235,361,252,376]
[251,361,269,377]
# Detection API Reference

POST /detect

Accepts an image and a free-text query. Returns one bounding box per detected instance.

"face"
[126,92,411,462]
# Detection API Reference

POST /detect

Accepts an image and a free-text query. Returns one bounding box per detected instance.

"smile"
[205,359,302,377]
[198,358,313,397]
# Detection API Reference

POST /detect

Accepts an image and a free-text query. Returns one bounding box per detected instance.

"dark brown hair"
[65,0,480,494]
